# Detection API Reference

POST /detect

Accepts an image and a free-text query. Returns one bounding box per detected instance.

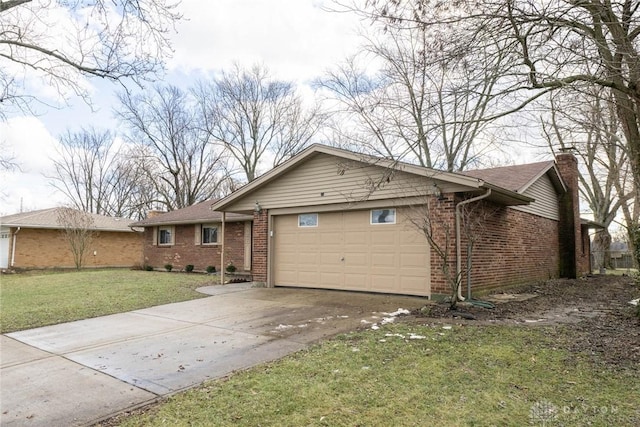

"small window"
[371,209,396,224]
[202,225,219,244]
[298,213,318,227]
[158,226,173,245]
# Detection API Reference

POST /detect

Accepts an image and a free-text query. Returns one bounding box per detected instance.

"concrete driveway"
[0,283,425,427]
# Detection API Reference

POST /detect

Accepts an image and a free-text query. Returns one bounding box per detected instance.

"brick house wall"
[252,210,268,283]
[10,227,143,269]
[428,199,561,296]
[142,221,247,272]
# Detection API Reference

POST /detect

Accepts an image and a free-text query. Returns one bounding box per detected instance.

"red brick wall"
[11,227,143,269]
[252,210,268,283]
[428,196,561,296]
[142,222,247,272]
[556,153,587,277]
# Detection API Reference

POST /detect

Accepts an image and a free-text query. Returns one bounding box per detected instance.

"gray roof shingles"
[130,199,253,227]
[460,161,555,193]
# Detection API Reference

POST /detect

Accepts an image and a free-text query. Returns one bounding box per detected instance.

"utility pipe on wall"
[455,189,491,301]
[10,227,20,267]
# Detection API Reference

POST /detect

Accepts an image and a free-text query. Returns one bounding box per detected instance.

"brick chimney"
[556,152,581,278]
[146,210,165,219]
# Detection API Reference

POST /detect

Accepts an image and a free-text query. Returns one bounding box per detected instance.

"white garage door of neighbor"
[0,229,10,269]
[273,209,430,296]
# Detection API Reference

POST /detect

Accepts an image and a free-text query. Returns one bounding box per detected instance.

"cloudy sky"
[0,0,364,215]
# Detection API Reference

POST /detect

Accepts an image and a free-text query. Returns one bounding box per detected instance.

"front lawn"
[0,269,215,333]
[110,323,639,427]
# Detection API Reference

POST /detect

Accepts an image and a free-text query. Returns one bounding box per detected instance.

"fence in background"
[591,250,637,270]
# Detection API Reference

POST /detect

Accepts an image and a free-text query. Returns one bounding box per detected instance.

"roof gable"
[212,144,533,212]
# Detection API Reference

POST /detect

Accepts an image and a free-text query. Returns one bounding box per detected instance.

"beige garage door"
[273,209,430,296]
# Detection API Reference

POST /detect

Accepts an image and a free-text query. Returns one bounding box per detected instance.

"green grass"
[593,267,638,276]
[0,269,216,333]
[115,324,639,427]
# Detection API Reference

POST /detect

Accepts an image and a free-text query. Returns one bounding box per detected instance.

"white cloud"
[0,117,65,215]
[169,0,364,82]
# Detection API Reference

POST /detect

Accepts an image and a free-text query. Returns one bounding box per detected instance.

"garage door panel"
[400,253,428,268]
[370,253,398,267]
[274,209,430,297]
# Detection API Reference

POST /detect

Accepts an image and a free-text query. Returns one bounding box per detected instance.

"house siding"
[142,222,247,272]
[225,153,469,212]
[10,228,143,269]
[512,173,560,220]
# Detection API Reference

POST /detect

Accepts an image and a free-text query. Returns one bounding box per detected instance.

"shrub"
[164,264,173,272]
[206,265,216,274]
[145,265,154,271]
[185,264,194,273]
[226,263,237,273]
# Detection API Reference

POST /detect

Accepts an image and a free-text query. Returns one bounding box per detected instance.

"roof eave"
[483,183,535,206]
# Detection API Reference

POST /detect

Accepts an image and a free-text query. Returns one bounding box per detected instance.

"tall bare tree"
[194,63,325,182]
[49,128,154,219]
[541,88,636,268]
[352,0,640,191]
[317,23,507,171]
[57,207,95,270]
[0,0,181,116]
[117,84,231,210]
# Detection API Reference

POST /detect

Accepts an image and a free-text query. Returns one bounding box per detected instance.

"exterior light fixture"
[254,201,262,213]
[433,183,446,201]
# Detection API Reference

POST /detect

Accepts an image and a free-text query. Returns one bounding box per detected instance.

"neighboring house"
[0,208,143,270]
[211,144,596,299]
[130,200,253,273]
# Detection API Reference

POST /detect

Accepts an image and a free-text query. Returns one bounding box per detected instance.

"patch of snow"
[380,317,395,325]
[382,308,410,316]
[379,339,387,343]
[371,324,380,330]
[409,334,426,339]
[337,315,349,318]
[385,333,405,339]
[352,347,360,352]
[360,319,371,324]
[297,324,309,328]
[629,298,639,306]
[442,325,452,330]
[361,366,370,370]
[275,324,293,331]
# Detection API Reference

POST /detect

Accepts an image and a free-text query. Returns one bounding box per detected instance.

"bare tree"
[49,127,154,219]
[117,84,231,210]
[541,88,636,269]
[405,194,499,309]
[0,0,181,116]
[57,207,95,270]
[317,23,507,171]
[351,0,640,192]
[194,63,325,182]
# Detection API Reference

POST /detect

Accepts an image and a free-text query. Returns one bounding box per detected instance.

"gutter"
[10,227,20,267]
[455,189,492,301]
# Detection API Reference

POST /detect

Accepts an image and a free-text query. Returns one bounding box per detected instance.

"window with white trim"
[202,224,219,244]
[371,209,396,224]
[298,213,318,227]
[158,226,174,245]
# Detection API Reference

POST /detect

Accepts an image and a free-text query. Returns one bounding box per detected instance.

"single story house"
[211,144,595,299]
[0,208,143,270]
[130,200,253,273]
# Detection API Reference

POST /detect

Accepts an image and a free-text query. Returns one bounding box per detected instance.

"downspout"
[221,212,226,285]
[455,188,491,301]
[10,227,21,267]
